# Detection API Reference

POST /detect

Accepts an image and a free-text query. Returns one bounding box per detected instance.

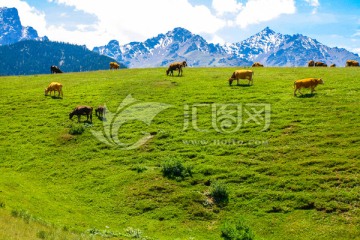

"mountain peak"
[0,6,46,45]
[259,27,276,36]
[167,27,193,42]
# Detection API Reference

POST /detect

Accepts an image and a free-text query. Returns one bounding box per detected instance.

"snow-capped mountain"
[94,27,360,67]
[0,7,48,46]
[93,27,252,68]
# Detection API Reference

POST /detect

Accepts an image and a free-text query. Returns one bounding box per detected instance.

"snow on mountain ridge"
[0,7,48,45]
[93,26,359,67]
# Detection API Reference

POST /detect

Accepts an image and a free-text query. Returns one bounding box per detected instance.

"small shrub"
[131,165,147,173]
[125,227,142,238]
[211,182,229,206]
[11,209,32,223]
[221,219,255,240]
[11,209,18,217]
[161,158,192,181]
[69,123,85,135]
[36,230,47,239]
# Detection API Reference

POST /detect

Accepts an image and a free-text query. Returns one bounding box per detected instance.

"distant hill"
[0,6,124,75]
[94,27,360,68]
[0,40,124,75]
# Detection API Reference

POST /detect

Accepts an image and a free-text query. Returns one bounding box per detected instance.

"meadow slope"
[0,67,359,239]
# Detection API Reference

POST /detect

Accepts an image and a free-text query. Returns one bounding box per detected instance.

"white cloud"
[209,34,226,45]
[212,0,243,16]
[47,0,226,48]
[305,0,319,7]
[235,0,296,28]
[304,0,320,14]
[352,48,360,55]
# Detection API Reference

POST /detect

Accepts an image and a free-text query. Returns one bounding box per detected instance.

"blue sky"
[0,0,359,54]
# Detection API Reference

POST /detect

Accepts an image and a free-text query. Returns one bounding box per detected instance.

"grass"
[0,67,359,239]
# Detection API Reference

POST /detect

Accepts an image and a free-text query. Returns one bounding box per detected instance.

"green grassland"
[0,67,359,239]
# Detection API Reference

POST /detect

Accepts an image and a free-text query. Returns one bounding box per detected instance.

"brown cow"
[228,70,254,86]
[314,61,327,67]
[252,62,264,67]
[45,82,63,98]
[294,78,324,96]
[345,60,359,67]
[330,64,336,67]
[95,106,106,118]
[69,106,93,123]
[308,60,315,67]
[166,61,187,76]
[110,62,120,69]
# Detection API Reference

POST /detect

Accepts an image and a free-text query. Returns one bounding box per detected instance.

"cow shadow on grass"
[97,116,107,122]
[297,93,316,98]
[50,96,62,99]
[232,84,252,87]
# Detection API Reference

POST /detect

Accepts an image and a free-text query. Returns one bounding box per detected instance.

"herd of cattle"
[44,81,105,123]
[46,59,359,122]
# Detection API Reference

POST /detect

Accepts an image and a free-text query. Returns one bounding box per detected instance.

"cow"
[50,65,63,74]
[345,60,359,67]
[330,64,336,67]
[166,61,187,76]
[228,70,254,86]
[110,62,120,69]
[314,61,327,67]
[252,62,264,67]
[45,82,63,98]
[69,106,93,123]
[95,106,106,119]
[308,60,315,67]
[294,78,324,96]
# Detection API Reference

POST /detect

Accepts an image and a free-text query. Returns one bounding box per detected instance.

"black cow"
[69,106,93,123]
[50,65,63,74]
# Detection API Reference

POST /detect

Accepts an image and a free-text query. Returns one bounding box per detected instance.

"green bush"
[211,182,229,206]
[161,158,192,181]
[36,230,47,239]
[131,165,147,173]
[221,219,254,240]
[69,123,85,135]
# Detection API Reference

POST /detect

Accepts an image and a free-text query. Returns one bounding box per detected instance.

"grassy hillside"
[0,67,359,240]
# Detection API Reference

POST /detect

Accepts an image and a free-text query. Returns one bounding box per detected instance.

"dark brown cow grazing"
[69,106,93,123]
[345,60,359,67]
[166,61,187,76]
[314,61,327,67]
[95,106,106,118]
[252,62,264,67]
[110,62,120,69]
[50,65,63,73]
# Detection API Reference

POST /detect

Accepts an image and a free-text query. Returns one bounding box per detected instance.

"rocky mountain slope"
[0,7,48,45]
